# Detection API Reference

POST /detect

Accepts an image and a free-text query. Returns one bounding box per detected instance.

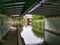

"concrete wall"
[0,14,13,40]
[45,17,60,45]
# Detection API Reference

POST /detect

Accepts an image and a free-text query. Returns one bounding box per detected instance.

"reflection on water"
[21,25,44,44]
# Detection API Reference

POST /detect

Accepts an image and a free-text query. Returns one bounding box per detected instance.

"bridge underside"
[0,0,60,16]
[0,0,60,45]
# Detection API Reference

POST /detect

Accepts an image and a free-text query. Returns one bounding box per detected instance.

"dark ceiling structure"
[29,0,60,16]
[0,0,60,16]
[0,0,27,16]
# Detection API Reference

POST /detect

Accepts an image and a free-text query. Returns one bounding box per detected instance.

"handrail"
[45,29,60,36]
[17,23,23,45]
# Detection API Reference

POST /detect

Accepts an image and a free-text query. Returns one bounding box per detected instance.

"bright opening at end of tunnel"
[21,14,44,45]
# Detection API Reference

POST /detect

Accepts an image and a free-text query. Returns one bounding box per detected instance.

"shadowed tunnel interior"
[0,0,60,45]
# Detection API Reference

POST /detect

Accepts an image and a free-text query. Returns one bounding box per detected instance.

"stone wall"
[0,14,13,40]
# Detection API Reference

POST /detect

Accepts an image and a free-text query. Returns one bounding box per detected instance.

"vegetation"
[12,15,44,38]
[32,15,44,38]
[12,17,23,26]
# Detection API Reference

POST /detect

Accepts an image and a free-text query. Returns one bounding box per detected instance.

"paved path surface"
[21,25,43,44]
[4,27,17,45]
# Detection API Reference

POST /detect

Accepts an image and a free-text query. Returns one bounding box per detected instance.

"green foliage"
[11,15,45,38]
[32,28,44,38]
[19,18,24,25]
[32,15,44,20]
[32,15,44,38]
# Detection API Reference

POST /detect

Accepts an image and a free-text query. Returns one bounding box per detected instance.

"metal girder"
[0,0,26,16]
[0,0,60,16]
[27,0,60,16]
[0,0,26,4]
[21,0,42,15]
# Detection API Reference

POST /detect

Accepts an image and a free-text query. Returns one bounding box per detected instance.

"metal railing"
[17,23,25,45]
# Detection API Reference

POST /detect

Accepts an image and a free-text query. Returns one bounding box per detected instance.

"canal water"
[21,25,44,45]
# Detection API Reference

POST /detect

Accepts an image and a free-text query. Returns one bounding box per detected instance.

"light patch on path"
[21,25,44,44]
